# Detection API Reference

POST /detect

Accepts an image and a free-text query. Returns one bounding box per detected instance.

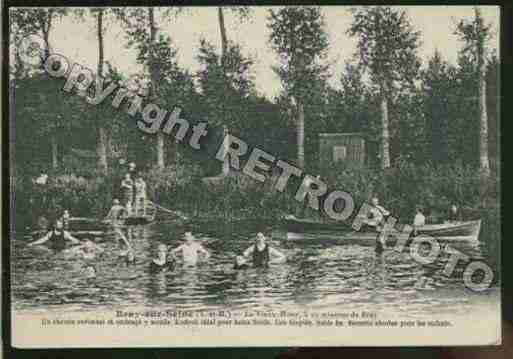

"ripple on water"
[11,224,498,313]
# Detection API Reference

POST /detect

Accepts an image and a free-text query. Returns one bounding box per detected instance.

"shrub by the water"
[14,161,499,268]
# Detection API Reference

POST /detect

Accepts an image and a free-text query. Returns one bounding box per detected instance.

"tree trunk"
[297,100,305,169]
[149,8,165,170]
[97,126,108,174]
[51,135,58,169]
[380,86,391,169]
[218,7,228,68]
[478,42,490,178]
[96,9,108,174]
[218,7,230,176]
[156,133,165,169]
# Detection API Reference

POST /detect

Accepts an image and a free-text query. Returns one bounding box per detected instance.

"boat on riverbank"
[283,216,481,243]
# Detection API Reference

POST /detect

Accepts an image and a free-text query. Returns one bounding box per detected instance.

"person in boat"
[242,232,286,268]
[28,219,80,251]
[170,231,211,266]
[446,204,463,223]
[120,173,134,215]
[233,255,251,270]
[413,206,426,236]
[134,176,147,216]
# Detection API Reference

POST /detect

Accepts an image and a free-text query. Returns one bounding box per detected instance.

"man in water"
[151,244,170,271]
[28,219,80,251]
[242,232,286,268]
[361,197,390,253]
[170,231,210,265]
[105,199,131,248]
[362,196,390,229]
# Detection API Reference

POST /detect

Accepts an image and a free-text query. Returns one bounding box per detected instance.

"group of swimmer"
[27,213,287,275]
[150,231,286,272]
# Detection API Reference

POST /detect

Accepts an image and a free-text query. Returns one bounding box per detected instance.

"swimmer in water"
[28,219,80,251]
[242,232,286,268]
[170,231,210,266]
[119,248,136,265]
[150,244,172,272]
[69,239,104,260]
[84,265,96,279]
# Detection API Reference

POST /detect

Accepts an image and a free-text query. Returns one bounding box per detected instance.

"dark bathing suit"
[252,244,270,268]
[48,230,66,251]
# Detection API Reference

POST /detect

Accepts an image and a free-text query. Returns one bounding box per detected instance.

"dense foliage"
[11,7,499,264]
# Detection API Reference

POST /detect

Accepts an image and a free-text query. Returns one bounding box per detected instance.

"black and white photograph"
[7,4,502,347]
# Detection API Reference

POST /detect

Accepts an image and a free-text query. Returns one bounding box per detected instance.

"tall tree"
[216,7,252,175]
[268,7,329,169]
[422,50,457,163]
[455,7,492,177]
[10,8,68,169]
[115,8,182,169]
[93,8,109,174]
[348,6,421,169]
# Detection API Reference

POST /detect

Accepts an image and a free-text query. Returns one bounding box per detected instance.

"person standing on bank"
[120,173,134,215]
[128,162,137,178]
[242,232,286,268]
[134,176,147,216]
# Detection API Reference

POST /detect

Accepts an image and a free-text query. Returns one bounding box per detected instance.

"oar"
[148,200,188,220]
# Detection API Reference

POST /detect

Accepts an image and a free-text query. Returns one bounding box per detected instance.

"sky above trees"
[14,6,499,99]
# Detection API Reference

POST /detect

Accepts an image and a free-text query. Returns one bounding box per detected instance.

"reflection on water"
[12,221,498,314]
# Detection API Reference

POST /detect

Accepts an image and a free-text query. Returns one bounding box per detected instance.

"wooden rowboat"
[283,216,481,243]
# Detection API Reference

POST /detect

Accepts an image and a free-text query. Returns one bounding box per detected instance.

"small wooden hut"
[319,133,366,167]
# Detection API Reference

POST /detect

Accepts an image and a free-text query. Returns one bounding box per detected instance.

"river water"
[11,220,499,315]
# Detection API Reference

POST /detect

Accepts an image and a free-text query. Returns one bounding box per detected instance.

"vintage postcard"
[7,4,501,347]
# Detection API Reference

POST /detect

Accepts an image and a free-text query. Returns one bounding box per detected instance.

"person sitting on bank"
[446,204,463,223]
[242,232,286,268]
[28,219,80,251]
[170,231,210,266]
[120,173,134,214]
[134,176,147,216]
[362,196,390,230]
